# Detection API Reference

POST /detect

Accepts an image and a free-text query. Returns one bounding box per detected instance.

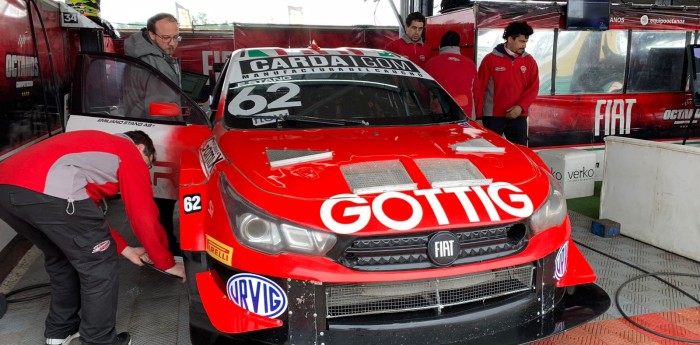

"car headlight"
[220,173,337,256]
[529,170,567,235]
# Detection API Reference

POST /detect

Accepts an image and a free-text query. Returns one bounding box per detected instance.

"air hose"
[0,283,51,319]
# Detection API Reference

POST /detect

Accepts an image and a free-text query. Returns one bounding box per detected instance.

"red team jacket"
[477,44,539,118]
[385,35,431,68]
[0,130,175,270]
[424,48,481,119]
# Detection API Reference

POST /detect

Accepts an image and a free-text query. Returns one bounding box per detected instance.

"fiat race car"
[179,48,610,345]
[65,48,609,345]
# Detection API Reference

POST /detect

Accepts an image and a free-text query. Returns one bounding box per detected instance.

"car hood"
[216,123,550,233]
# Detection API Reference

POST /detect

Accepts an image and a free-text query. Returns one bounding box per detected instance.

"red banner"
[529,93,700,147]
[610,7,700,31]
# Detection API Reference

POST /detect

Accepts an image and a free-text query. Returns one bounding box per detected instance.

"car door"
[65,52,212,200]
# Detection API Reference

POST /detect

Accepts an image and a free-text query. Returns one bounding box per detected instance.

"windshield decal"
[234,55,430,82]
[228,82,301,118]
[240,76,293,86]
[199,138,224,177]
[320,182,534,234]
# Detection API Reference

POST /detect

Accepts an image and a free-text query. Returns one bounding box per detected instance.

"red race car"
[67,48,609,345]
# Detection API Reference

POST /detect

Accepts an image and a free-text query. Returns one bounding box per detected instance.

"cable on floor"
[0,283,51,319]
[616,272,700,343]
[574,239,700,343]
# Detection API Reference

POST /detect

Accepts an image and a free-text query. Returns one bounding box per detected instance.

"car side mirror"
[149,102,181,117]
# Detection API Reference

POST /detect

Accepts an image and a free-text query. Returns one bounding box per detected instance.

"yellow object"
[66,0,100,18]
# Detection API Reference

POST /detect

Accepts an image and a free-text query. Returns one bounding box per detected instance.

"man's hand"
[165,262,186,283]
[121,246,146,266]
[140,253,186,282]
[505,105,523,119]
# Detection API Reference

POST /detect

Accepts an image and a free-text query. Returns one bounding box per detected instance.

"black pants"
[0,185,118,345]
[482,116,528,146]
[154,197,180,256]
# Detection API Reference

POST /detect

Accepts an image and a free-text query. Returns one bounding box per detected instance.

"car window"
[223,55,466,129]
[75,54,208,125]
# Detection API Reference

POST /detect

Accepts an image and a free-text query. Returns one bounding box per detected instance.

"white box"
[537,148,596,199]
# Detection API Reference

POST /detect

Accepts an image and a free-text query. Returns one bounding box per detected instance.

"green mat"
[566,181,602,219]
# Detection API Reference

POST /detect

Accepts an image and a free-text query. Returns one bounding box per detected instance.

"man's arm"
[514,56,540,114]
[117,149,176,272]
[467,59,482,121]
[476,55,494,118]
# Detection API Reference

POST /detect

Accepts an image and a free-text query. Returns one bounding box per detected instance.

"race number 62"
[228,82,301,115]
[183,194,202,214]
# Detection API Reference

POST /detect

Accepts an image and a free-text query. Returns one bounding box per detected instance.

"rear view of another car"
[179,48,610,345]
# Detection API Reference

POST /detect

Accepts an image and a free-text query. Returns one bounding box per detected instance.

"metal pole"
[388,0,405,37]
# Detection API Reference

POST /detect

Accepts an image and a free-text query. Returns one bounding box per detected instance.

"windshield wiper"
[276,115,369,127]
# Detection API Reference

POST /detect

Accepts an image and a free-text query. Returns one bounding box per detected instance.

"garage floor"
[0,200,698,345]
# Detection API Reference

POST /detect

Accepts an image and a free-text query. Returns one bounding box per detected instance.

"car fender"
[180,149,208,251]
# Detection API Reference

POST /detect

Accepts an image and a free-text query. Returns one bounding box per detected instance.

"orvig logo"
[554,242,568,280]
[226,273,288,318]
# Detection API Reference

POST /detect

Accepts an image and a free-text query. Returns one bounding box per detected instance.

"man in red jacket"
[385,12,431,68]
[425,30,481,120]
[477,21,539,146]
[0,130,184,345]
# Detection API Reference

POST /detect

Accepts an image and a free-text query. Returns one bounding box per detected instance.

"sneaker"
[114,332,131,345]
[45,332,79,345]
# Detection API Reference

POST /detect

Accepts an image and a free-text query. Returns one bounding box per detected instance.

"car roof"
[231,47,406,59]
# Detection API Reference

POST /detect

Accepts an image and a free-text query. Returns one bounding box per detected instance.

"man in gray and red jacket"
[477,21,539,146]
[0,130,183,345]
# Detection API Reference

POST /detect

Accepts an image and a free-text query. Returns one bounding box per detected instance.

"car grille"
[325,264,534,319]
[339,223,528,271]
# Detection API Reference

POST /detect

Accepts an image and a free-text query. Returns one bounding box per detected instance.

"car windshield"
[223,55,467,129]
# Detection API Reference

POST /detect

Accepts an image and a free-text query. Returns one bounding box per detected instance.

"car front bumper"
[189,248,610,345]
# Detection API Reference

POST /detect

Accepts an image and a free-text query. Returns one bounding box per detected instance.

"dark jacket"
[122,29,181,117]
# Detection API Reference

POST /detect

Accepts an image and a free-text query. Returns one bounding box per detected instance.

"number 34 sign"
[62,12,79,24]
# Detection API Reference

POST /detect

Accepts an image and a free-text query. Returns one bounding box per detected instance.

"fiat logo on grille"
[427,231,460,266]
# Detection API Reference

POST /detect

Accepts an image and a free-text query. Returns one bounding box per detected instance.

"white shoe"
[45,332,80,345]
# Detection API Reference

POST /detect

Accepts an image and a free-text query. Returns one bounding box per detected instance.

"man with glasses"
[0,130,184,345]
[125,13,181,87]
[124,13,183,256]
[122,12,183,118]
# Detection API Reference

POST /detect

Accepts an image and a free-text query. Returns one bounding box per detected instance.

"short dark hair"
[123,130,156,160]
[440,31,460,48]
[405,12,426,27]
[503,21,533,40]
[146,13,178,33]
